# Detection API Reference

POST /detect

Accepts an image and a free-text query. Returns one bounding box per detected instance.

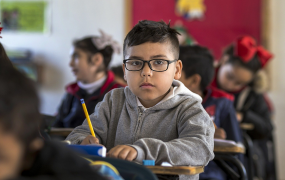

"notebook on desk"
[214,139,244,147]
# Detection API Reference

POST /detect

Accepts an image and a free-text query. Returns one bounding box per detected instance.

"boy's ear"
[180,71,192,88]
[174,60,183,80]
[29,138,44,152]
[192,74,202,88]
[122,64,127,81]
[21,138,44,170]
[184,74,201,91]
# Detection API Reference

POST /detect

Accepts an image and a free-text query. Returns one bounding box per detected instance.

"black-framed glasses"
[123,59,178,72]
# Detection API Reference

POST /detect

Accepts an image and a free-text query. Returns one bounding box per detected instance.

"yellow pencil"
[213,122,218,129]
[80,99,96,137]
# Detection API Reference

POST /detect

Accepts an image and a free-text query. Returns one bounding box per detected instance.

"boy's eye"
[129,60,142,66]
[72,53,79,59]
[226,73,234,80]
[235,82,242,86]
[153,60,165,65]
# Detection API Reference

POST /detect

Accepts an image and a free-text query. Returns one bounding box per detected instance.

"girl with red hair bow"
[212,35,273,94]
[211,35,276,180]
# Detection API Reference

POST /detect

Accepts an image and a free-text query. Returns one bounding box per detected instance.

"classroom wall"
[1,1,285,179]
[0,0,125,115]
[269,1,285,179]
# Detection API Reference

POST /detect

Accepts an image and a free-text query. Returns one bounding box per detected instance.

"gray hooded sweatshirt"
[66,80,215,180]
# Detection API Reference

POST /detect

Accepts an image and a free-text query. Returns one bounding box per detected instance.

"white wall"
[1,0,125,115]
[269,1,285,179]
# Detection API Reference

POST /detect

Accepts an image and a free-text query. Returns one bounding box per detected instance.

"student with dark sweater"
[179,45,243,180]
[211,36,275,179]
[211,36,274,140]
[53,30,124,128]
[0,49,106,180]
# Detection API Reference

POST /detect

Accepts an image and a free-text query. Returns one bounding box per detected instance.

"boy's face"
[123,42,182,108]
[0,126,24,180]
[179,71,199,94]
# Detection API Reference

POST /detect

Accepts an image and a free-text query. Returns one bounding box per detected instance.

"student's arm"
[52,94,70,127]
[220,100,242,142]
[220,100,244,163]
[241,94,273,139]
[130,101,215,166]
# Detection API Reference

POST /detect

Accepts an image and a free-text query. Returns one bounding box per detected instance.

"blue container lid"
[143,160,155,166]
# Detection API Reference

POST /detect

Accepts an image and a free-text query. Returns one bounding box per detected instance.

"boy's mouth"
[140,82,154,88]
[72,69,78,74]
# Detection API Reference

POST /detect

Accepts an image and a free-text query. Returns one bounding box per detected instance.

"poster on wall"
[175,0,206,20]
[0,0,51,33]
[130,0,262,59]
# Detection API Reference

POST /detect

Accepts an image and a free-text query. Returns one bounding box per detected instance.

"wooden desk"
[214,139,245,154]
[214,145,245,154]
[48,128,74,137]
[146,166,204,175]
[240,123,254,130]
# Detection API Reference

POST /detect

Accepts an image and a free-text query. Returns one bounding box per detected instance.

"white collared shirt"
[77,76,107,94]
[136,86,177,111]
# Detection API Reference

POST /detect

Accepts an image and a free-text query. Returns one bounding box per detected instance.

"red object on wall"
[132,0,261,59]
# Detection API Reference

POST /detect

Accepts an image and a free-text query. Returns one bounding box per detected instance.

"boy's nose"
[141,62,153,77]
[69,58,74,67]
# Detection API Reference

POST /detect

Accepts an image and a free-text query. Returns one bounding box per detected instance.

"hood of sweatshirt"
[124,79,202,111]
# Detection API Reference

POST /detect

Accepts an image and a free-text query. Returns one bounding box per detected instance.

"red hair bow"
[234,36,273,68]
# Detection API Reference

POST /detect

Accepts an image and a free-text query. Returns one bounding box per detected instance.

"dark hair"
[111,65,124,79]
[223,45,261,73]
[123,20,180,59]
[0,43,13,68]
[73,37,114,70]
[179,45,214,91]
[0,47,41,146]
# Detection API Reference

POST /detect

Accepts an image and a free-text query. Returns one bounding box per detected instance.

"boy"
[179,45,243,180]
[0,51,106,179]
[67,20,215,180]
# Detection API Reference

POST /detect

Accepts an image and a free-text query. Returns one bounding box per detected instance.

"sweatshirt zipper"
[133,110,143,142]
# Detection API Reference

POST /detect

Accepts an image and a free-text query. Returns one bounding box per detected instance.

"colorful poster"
[131,0,261,58]
[176,0,206,20]
[0,0,49,33]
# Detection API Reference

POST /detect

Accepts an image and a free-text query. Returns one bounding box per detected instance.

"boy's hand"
[81,135,100,145]
[236,112,243,122]
[214,128,227,139]
[107,145,137,161]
